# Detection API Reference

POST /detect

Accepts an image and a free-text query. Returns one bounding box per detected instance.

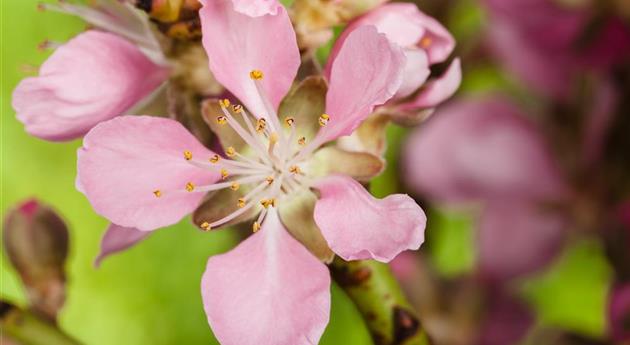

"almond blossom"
[76,0,427,343]
[11,0,168,141]
[326,3,462,125]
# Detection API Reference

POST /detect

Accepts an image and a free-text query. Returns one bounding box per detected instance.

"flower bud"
[3,199,69,322]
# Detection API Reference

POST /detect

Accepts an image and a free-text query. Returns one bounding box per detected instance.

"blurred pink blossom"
[484,0,630,99]
[608,283,630,341]
[404,97,569,280]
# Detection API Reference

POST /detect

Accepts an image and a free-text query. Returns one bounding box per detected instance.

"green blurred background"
[0,0,613,344]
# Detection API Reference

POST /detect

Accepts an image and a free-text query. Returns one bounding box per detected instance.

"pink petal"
[313,175,426,262]
[403,97,567,203]
[199,0,299,120]
[324,3,453,75]
[412,8,456,64]
[94,224,150,267]
[320,26,404,144]
[348,3,427,47]
[398,58,461,111]
[77,116,219,231]
[11,30,167,141]
[478,202,566,281]
[395,48,430,99]
[201,209,330,345]
[230,0,282,16]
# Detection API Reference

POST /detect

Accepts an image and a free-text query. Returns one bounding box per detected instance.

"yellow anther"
[226,146,236,157]
[298,136,306,146]
[232,104,243,113]
[219,99,231,108]
[209,154,220,163]
[420,36,432,48]
[220,169,229,180]
[216,116,228,125]
[252,222,261,233]
[183,150,193,160]
[289,165,302,175]
[260,198,276,209]
[285,117,295,127]
[269,132,279,144]
[256,118,267,132]
[230,182,240,191]
[153,190,162,198]
[265,176,275,185]
[237,198,246,208]
[249,69,264,80]
[200,222,211,231]
[319,113,330,126]
[185,182,195,192]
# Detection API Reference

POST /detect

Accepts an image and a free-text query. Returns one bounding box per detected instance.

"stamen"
[266,176,275,185]
[230,182,240,191]
[232,104,243,113]
[298,137,306,146]
[256,118,267,132]
[153,190,162,198]
[260,198,276,209]
[219,99,231,108]
[289,165,302,175]
[249,69,264,80]
[188,158,270,176]
[220,169,229,180]
[251,75,283,133]
[253,205,271,232]
[218,104,273,165]
[200,222,211,231]
[209,154,220,164]
[208,180,270,228]
[216,116,228,125]
[319,114,330,126]
[226,146,236,157]
[285,117,295,127]
[185,182,195,192]
[194,174,266,193]
[184,150,193,161]
[420,36,432,48]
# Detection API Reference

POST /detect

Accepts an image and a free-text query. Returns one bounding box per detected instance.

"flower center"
[154,70,330,233]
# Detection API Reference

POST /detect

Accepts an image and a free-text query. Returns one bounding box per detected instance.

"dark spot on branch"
[331,265,372,287]
[393,306,420,344]
[0,301,13,318]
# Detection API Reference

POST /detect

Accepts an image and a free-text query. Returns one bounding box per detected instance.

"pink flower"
[484,0,630,99]
[403,97,568,280]
[11,1,168,141]
[77,0,427,342]
[326,3,462,124]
